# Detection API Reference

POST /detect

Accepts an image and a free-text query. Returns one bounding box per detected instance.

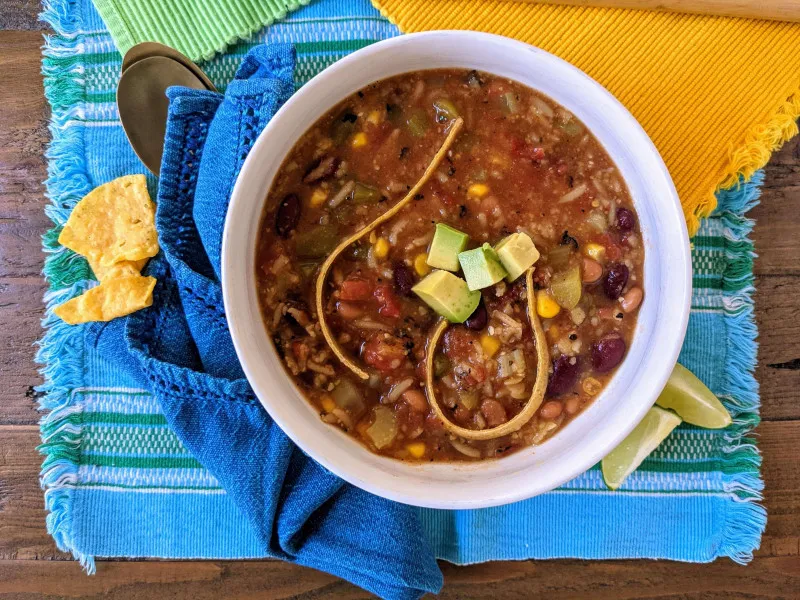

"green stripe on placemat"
[92,0,311,61]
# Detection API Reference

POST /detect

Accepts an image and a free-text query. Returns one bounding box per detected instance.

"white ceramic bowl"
[222,31,691,509]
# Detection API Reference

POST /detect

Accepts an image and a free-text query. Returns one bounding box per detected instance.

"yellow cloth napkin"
[371,0,800,234]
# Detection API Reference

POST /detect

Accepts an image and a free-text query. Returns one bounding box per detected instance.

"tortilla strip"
[424,268,549,441]
[316,118,464,380]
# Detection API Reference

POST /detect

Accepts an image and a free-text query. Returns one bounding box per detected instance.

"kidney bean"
[393,262,415,296]
[582,257,603,283]
[616,207,636,231]
[603,263,629,299]
[539,400,563,420]
[464,299,488,330]
[591,336,626,372]
[275,193,301,238]
[621,287,643,313]
[546,355,581,397]
[480,399,507,427]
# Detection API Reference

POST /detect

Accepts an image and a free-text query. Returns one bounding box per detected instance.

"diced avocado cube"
[412,270,481,323]
[426,224,469,272]
[494,232,540,282]
[458,243,508,290]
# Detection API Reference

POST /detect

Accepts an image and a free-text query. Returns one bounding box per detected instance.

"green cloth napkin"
[92,0,310,61]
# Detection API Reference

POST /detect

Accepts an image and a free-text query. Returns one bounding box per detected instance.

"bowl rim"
[222,30,691,509]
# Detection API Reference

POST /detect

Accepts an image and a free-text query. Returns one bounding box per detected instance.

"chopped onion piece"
[387,378,415,403]
[531,97,554,119]
[366,406,398,449]
[559,183,587,204]
[449,438,481,458]
[329,181,355,208]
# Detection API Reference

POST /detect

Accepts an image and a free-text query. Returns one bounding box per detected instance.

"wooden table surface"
[1,3,799,598]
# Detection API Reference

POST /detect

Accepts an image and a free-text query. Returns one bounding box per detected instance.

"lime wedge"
[655,363,732,429]
[602,406,681,490]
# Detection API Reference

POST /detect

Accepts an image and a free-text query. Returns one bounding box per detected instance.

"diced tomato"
[291,340,309,363]
[425,411,445,434]
[597,233,623,261]
[509,137,545,162]
[374,284,402,318]
[339,277,373,301]
[443,327,477,361]
[362,333,408,373]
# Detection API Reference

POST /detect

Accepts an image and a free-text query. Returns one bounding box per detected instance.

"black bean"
[616,207,636,231]
[393,262,415,297]
[546,355,581,397]
[591,336,626,373]
[275,193,301,238]
[464,299,487,330]
[560,230,579,250]
[603,263,629,299]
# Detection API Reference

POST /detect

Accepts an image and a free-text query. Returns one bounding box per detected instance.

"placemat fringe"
[712,174,765,561]
[36,0,96,573]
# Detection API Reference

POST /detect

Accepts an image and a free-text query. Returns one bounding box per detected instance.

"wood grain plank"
[0,556,798,599]
[1,422,796,564]
[0,31,51,280]
[752,138,800,278]
[0,31,52,425]
[0,279,46,426]
[0,0,45,31]
[754,275,800,422]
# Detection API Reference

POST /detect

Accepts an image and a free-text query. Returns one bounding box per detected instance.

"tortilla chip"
[88,256,148,281]
[58,174,159,268]
[54,274,156,325]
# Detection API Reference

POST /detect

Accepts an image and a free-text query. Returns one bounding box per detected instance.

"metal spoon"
[122,41,216,91]
[117,56,209,175]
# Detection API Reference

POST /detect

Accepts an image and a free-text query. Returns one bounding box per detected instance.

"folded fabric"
[91,0,309,61]
[90,44,442,600]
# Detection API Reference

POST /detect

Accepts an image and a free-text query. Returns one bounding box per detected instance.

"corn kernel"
[467,183,489,199]
[480,334,501,358]
[490,154,508,167]
[546,325,561,343]
[373,237,390,259]
[414,253,431,276]
[537,291,561,319]
[584,242,606,262]
[310,188,328,207]
[406,442,426,459]
[351,132,368,148]
[320,395,336,413]
[366,110,382,125]
[369,231,377,244]
[582,377,602,396]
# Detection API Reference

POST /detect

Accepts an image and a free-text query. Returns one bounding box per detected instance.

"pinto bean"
[539,400,563,420]
[480,399,507,427]
[621,287,643,313]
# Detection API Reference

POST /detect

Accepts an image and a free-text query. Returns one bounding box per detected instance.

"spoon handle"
[517,0,800,22]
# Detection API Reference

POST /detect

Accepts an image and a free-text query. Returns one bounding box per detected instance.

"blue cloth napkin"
[92,44,442,600]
